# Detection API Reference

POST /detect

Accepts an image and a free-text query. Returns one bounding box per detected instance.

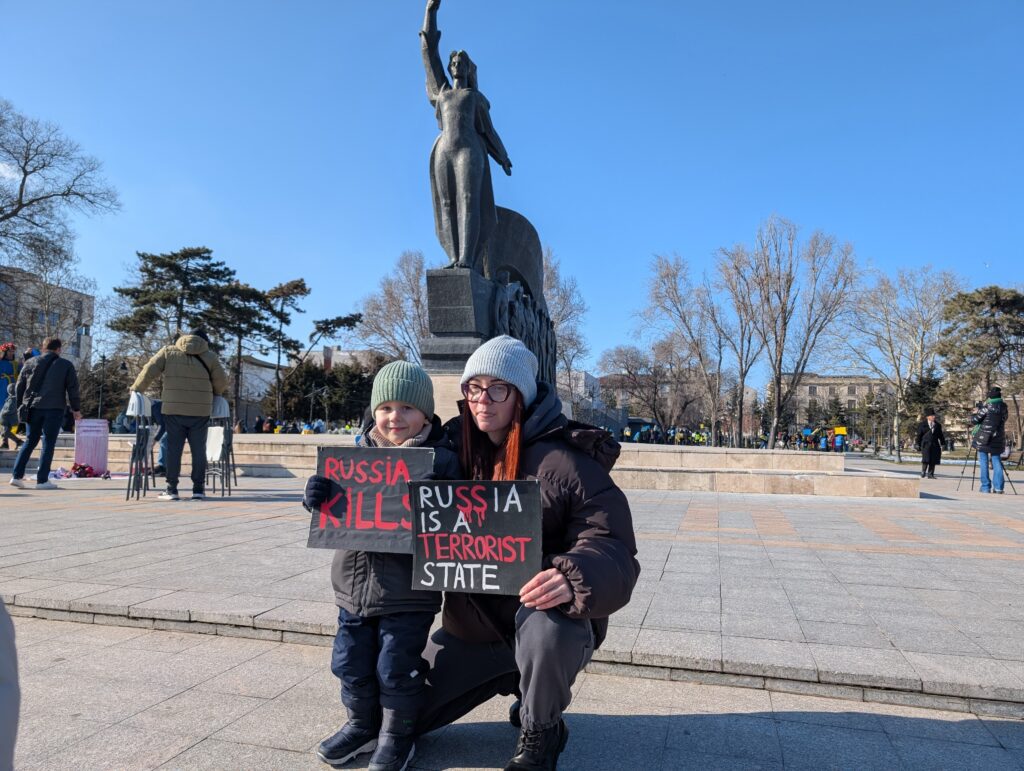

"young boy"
[304,361,459,771]
[1,384,23,450]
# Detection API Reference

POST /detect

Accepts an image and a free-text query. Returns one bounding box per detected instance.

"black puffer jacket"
[330,415,461,617]
[15,352,81,412]
[441,382,640,649]
[972,399,1009,454]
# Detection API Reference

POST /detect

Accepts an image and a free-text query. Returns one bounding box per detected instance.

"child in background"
[0,384,23,450]
[303,361,460,771]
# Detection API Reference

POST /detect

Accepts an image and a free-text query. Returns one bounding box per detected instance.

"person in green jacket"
[131,328,228,500]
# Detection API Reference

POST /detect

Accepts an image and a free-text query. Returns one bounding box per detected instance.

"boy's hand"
[302,475,332,513]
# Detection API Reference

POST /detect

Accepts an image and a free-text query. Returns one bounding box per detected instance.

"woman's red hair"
[460,392,523,481]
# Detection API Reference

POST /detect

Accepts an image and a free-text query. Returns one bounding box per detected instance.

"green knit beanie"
[371,360,434,419]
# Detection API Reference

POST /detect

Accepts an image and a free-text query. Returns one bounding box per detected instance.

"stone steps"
[612,466,919,498]
[6,600,1019,719]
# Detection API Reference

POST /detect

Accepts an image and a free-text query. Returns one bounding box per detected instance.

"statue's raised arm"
[421,0,449,104]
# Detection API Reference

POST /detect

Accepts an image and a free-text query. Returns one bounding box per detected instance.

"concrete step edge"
[584,660,1024,720]
[8,600,1022,718]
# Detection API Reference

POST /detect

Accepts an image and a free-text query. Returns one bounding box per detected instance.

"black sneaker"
[153,465,166,476]
[504,720,569,771]
[158,490,179,501]
[317,721,379,767]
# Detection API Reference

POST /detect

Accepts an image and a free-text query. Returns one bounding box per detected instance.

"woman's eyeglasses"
[462,382,512,403]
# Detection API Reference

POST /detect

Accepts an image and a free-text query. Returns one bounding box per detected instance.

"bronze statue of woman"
[421,0,512,270]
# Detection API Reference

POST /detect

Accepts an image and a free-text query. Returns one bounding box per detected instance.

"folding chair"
[204,396,237,496]
[125,391,155,500]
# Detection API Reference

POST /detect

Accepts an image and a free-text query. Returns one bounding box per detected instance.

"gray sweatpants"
[417,606,594,734]
[0,602,20,771]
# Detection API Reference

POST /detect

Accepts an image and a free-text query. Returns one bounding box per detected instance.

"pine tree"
[110,246,235,344]
[266,279,311,417]
[204,281,277,416]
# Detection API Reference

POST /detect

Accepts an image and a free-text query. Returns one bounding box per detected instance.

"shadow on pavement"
[410,710,1024,770]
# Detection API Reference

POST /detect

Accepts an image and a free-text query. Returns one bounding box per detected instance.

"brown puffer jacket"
[442,382,640,649]
[131,335,228,417]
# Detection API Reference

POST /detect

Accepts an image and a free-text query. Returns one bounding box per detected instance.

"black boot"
[316,704,380,768]
[509,686,523,727]
[509,699,522,728]
[368,708,417,771]
[504,720,569,771]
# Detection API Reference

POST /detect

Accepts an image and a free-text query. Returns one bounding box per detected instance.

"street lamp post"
[97,354,107,419]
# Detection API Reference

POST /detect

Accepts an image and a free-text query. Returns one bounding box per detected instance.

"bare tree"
[744,216,858,448]
[1,234,96,359]
[352,251,432,363]
[712,246,765,446]
[544,248,589,414]
[598,339,699,433]
[643,255,728,445]
[848,266,963,461]
[0,99,119,256]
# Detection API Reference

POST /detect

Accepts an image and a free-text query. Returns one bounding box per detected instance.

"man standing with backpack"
[131,328,228,501]
[8,337,82,490]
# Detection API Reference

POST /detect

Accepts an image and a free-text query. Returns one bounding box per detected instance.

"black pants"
[417,606,594,735]
[922,461,936,476]
[11,408,63,484]
[331,607,435,713]
[163,414,209,494]
[1,426,22,447]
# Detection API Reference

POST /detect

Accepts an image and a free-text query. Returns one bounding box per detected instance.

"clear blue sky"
[5,1,1022,374]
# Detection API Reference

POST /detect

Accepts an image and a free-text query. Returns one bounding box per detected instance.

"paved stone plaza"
[10,617,1024,769]
[3,462,1024,767]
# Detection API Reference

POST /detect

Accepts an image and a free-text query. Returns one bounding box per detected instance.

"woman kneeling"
[420,336,640,770]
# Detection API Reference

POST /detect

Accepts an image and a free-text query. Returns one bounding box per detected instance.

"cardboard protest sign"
[410,480,542,596]
[306,447,434,553]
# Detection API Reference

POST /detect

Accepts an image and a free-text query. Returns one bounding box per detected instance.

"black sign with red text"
[306,447,435,553]
[409,480,542,596]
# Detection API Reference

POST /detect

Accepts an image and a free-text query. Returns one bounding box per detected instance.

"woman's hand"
[519,568,573,610]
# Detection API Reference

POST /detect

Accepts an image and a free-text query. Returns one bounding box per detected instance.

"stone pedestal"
[420,208,556,389]
[428,373,465,423]
[420,267,494,375]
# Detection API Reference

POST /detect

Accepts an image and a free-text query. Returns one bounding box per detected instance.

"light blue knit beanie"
[460,335,538,407]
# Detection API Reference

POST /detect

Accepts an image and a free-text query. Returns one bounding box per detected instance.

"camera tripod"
[956,448,1018,494]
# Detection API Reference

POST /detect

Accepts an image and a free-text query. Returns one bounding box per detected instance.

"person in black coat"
[915,409,945,479]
